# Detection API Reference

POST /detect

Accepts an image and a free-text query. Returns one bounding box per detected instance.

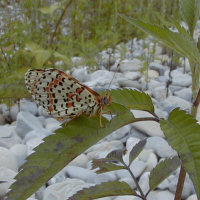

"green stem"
[193,88,200,108]
[49,0,73,47]
[175,165,186,200]
[122,161,146,200]
[132,117,160,123]
[189,60,200,118]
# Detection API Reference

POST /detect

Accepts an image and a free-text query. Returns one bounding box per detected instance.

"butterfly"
[25,68,112,127]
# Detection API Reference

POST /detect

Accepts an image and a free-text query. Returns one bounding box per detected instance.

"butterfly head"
[102,92,112,106]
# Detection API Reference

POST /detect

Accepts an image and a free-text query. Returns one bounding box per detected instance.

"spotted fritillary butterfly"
[25,68,112,127]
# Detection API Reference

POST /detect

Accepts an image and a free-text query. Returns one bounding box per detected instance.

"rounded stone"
[118,79,142,89]
[0,114,6,125]
[26,137,45,155]
[64,166,96,183]
[163,96,191,114]
[145,137,177,158]
[0,147,18,172]
[105,125,132,141]
[72,68,88,82]
[172,74,192,87]
[0,126,13,137]
[16,111,43,139]
[43,118,60,127]
[38,106,51,118]
[10,105,19,121]
[119,59,143,72]
[147,70,159,79]
[123,71,141,80]
[149,62,168,76]
[169,177,193,199]
[126,137,141,152]
[152,86,172,101]
[23,129,52,144]
[43,178,94,200]
[45,123,61,132]
[174,88,192,102]
[157,179,170,190]
[131,111,165,137]
[68,154,88,168]
[21,101,38,116]
[0,167,17,199]
[154,190,175,200]
[138,172,150,194]
[0,127,22,149]
[10,144,27,168]
[2,105,11,121]
[147,79,166,91]
[186,194,198,200]
[143,152,158,172]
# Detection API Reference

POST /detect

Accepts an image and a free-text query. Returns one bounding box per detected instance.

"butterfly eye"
[103,96,109,105]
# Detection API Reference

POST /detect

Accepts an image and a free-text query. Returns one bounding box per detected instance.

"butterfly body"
[25,68,111,126]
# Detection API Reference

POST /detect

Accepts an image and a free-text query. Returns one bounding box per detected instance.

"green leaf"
[38,5,61,14]
[35,49,52,67]
[180,0,200,35]
[53,52,69,64]
[106,149,125,164]
[167,15,191,38]
[107,89,154,114]
[6,107,136,200]
[25,42,52,67]
[92,159,126,174]
[118,14,200,66]
[129,139,147,166]
[26,42,43,52]
[160,108,200,199]
[68,180,136,200]
[148,156,180,192]
[103,102,129,115]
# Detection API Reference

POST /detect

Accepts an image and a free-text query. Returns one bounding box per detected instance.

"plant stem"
[174,165,186,200]
[132,117,160,123]
[166,50,173,98]
[49,0,73,47]
[193,88,200,108]
[190,60,199,118]
[122,161,146,200]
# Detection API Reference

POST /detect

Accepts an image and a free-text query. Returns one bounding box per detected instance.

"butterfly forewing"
[25,69,103,120]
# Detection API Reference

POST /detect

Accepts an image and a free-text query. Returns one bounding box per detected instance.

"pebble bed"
[0,37,198,200]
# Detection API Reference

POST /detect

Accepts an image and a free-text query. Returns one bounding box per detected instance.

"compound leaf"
[160,108,200,199]
[6,90,137,200]
[118,14,200,67]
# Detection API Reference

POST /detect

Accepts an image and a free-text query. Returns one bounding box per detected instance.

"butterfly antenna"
[107,62,120,90]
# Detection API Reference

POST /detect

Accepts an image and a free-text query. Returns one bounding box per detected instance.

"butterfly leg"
[100,114,104,128]
[81,111,106,127]
[64,111,84,126]
[102,110,112,117]
[64,111,91,126]
[100,108,112,127]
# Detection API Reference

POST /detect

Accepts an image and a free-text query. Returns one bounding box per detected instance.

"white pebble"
[0,147,18,172]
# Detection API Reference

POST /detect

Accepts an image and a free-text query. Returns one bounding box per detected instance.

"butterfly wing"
[25,68,101,119]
